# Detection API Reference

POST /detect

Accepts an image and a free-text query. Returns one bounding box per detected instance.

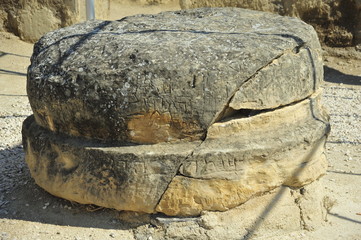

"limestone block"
[23,92,329,216]
[10,4,61,43]
[199,180,326,239]
[113,0,178,5]
[1,0,110,42]
[22,115,198,213]
[27,8,322,144]
[156,92,330,216]
[229,48,323,110]
[24,8,330,216]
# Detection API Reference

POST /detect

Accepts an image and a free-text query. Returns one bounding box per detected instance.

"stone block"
[24,8,330,216]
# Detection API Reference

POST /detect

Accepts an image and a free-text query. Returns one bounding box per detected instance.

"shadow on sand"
[324,66,361,85]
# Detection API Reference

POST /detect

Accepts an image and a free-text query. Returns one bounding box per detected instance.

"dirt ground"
[0,4,361,240]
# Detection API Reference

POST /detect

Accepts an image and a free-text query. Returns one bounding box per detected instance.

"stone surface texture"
[24,8,330,216]
[23,115,199,213]
[28,8,322,143]
[180,0,361,46]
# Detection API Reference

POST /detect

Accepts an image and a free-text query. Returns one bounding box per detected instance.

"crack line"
[153,140,204,210]
[210,44,310,125]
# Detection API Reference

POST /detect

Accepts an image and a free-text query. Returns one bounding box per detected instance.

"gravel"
[322,85,361,145]
[0,99,32,197]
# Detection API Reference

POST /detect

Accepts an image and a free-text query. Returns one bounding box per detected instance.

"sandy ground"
[0,4,361,240]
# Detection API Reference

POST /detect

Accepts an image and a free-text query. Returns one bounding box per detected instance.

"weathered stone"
[133,180,327,239]
[156,92,329,216]
[27,7,322,144]
[181,91,329,181]
[0,0,110,42]
[356,0,361,45]
[23,91,329,216]
[229,47,322,110]
[180,0,278,12]
[180,0,360,46]
[22,115,199,213]
[198,180,327,239]
[24,8,330,216]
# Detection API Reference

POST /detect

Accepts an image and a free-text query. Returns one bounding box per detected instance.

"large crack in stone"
[211,50,286,124]
[171,41,324,181]
[155,91,329,216]
[212,43,321,125]
[154,140,204,210]
[153,39,327,214]
[24,8,328,217]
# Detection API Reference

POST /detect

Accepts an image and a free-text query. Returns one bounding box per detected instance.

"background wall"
[0,0,110,42]
[0,0,360,46]
[180,0,361,46]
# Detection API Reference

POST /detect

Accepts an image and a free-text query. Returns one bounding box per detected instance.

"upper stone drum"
[23,8,330,216]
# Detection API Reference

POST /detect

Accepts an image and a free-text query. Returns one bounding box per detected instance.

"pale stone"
[229,48,323,110]
[14,5,61,43]
[208,90,328,140]
[1,0,110,42]
[157,93,329,216]
[22,115,199,213]
[199,180,326,239]
[144,180,327,239]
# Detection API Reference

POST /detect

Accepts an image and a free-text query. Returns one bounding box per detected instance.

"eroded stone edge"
[22,116,200,213]
[229,46,323,110]
[211,43,322,124]
[155,91,330,216]
[155,137,327,216]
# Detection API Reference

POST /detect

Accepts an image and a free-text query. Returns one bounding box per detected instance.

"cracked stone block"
[27,7,322,144]
[22,115,199,213]
[156,92,329,216]
[197,180,327,238]
[229,47,322,110]
[24,8,330,216]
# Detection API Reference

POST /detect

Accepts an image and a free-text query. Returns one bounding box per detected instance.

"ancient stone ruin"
[23,8,330,216]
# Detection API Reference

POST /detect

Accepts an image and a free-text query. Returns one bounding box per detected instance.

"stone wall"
[0,0,110,42]
[180,0,361,46]
[1,0,360,46]
[355,0,361,44]
[112,0,178,4]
